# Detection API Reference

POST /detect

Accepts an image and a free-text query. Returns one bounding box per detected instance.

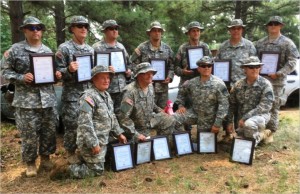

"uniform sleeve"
[55,46,73,80]
[174,46,184,76]
[167,47,175,80]
[175,80,189,107]
[227,85,237,124]
[277,41,299,77]
[214,83,229,127]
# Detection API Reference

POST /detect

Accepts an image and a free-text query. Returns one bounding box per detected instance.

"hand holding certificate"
[260,51,280,75]
[197,132,217,153]
[73,53,93,82]
[110,50,126,73]
[186,46,204,70]
[213,60,231,83]
[150,59,167,82]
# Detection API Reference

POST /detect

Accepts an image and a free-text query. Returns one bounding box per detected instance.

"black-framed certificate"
[172,131,193,156]
[135,140,152,165]
[94,51,110,67]
[29,53,57,84]
[110,49,126,73]
[152,136,171,161]
[73,53,93,82]
[197,132,217,154]
[260,51,280,76]
[186,46,204,70]
[150,58,167,82]
[230,137,255,165]
[111,143,134,172]
[213,60,231,84]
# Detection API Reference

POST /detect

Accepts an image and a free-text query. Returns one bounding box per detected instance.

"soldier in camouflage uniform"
[50,65,127,179]
[216,19,257,87]
[130,21,174,109]
[227,56,274,147]
[92,20,132,115]
[1,16,62,177]
[119,62,178,142]
[55,16,94,163]
[255,16,299,139]
[173,56,229,133]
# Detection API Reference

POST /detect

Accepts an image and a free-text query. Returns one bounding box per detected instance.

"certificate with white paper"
[213,60,231,83]
[198,132,217,153]
[187,46,204,70]
[113,144,134,171]
[230,138,255,165]
[151,59,167,81]
[29,53,56,84]
[73,54,93,82]
[260,52,280,75]
[95,51,110,67]
[173,132,193,156]
[135,141,152,165]
[110,50,126,73]
[152,136,171,160]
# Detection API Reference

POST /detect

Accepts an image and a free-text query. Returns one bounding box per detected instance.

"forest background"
[1,0,299,58]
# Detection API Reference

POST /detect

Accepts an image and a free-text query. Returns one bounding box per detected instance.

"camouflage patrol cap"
[196,56,214,66]
[265,16,284,26]
[134,62,157,78]
[19,16,46,31]
[91,65,114,78]
[227,19,246,28]
[185,21,204,34]
[68,16,89,33]
[240,56,264,67]
[146,21,165,34]
[101,20,119,32]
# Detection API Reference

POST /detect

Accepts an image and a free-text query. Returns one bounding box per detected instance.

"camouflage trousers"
[236,114,270,147]
[15,107,57,163]
[266,85,283,132]
[69,145,106,179]
[110,92,122,115]
[154,91,168,109]
[61,101,79,152]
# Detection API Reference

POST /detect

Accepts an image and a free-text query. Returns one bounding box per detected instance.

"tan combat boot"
[50,162,70,180]
[26,161,37,177]
[263,129,274,144]
[66,151,80,164]
[40,155,54,171]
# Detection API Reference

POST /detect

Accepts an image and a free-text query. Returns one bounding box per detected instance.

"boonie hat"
[240,56,264,67]
[185,21,204,34]
[265,16,284,26]
[19,16,46,31]
[146,21,165,34]
[196,56,214,67]
[101,20,119,32]
[227,19,246,28]
[134,62,157,78]
[68,16,89,33]
[91,65,114,78]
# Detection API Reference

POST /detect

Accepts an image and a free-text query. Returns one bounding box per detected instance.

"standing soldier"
[92,20,132,115]
[256,16,299,139]
[56,16,94,164]
[1,16,62,177]
[130,21,174,109]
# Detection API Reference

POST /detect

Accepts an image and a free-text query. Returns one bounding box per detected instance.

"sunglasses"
[73,24,89,29]
[245,66,261,69]
[106,27,119,31]
[25,25,43,31]
[267,22,281,26]
[199,65,212,68]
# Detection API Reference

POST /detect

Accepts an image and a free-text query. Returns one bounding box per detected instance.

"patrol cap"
[265,16,284,26]
[134,62,157,78]
[91,65,114,78]
[185,21,204,34]
[68,16,89,33]
[227,19,246,28]
[19,16,46,31]
[146,21,165,34]
[196,56,214,66]
[101,20,119,32]
[240,56,264,67]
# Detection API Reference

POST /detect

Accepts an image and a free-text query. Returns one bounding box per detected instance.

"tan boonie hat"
[240,56,264,67]
[134,62,157,78]
[101,20,119,32]
[68,16,89,33]
[146,21,165,34]
[227,19,246,28]
[19,16,46,31]
[185,21,204,34]
[196,56,214,66]
[91,65,114,78]
[265,16,284,26]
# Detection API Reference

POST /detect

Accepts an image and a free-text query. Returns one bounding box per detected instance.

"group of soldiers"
[1,14,298,180]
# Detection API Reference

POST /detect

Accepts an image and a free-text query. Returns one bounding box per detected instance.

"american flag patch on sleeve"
[85,96,95,107]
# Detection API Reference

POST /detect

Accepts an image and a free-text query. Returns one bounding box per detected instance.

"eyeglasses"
[25,25,43,31]
[245,66,261,69]
[73,24,89,29]
[267,22,281,26]
[106,27,119,31]
[199,65,212,68]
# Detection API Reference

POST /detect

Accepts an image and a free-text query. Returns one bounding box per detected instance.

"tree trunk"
[53,1,66,47]
[8,1,24,43]
[235,1,242,19]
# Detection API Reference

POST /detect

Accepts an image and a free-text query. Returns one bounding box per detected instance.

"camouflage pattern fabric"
[216,38,257,85]
[256,34,299,131]
[118,81,176,141]
[227,76,274,145]
[174,75,229,131]
[130,40,174,108]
